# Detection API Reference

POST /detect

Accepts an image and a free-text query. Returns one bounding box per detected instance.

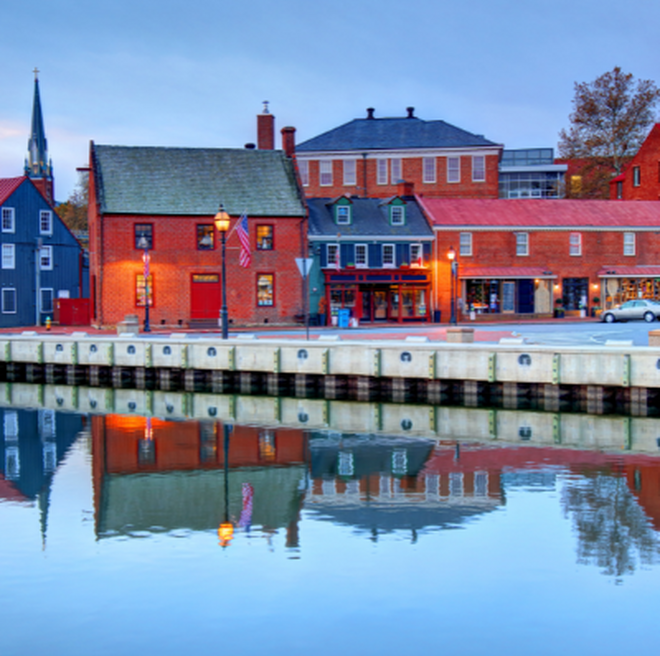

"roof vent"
[406,107,415,118]
[366,107,375,119]
[244,143,256,149]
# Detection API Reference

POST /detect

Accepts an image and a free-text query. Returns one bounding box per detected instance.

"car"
[600,299,660,323]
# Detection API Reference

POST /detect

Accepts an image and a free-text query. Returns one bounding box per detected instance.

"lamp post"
[137,236,151,332]
[214,204,231,339]
[218,421,234,548]
[447,245,457,325]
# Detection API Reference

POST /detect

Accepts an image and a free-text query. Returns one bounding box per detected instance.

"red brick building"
[88,133,307,329]
[610,123,660,201]
[419,198,660,321]
[296,107,502,200]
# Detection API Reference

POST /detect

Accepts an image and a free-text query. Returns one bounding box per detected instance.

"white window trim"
[472,155,485,182]
[633,167,641,187]
[299,160,309,187]
[623,232,636,256]
[460,232,473,257]
[343,160,356,186]
[390,205,405,225]
[40,245,53,270]
[569,232,582,256]
[447,156,461,183]
[410,243,423,266]
[516,232,529,257]
[423,157,436,184]
[41,288,54,313]
[336,205,351,225]
[377,158,388,185]
[2,243,15,269]
[40,210,53,235]
[391,158,402,184]
[382,244,395,268]
[327,243,340,268]
[355,244,368,268]
[1,288,17,314]
[1,207,15,233]
[319,160,333,187]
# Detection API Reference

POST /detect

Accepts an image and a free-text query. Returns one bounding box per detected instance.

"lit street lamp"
[214,204,231,339]
[137,235,151,332]
[447,245,458,325]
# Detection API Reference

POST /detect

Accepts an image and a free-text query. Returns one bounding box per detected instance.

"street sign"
[295,257,314,278]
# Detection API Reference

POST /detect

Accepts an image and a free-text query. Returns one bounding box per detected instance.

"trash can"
[338,308,350,328]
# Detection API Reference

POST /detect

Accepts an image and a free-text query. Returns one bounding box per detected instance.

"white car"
[600,299,660,323]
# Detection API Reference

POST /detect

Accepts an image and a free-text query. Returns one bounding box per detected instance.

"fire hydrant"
[45,316,51,331]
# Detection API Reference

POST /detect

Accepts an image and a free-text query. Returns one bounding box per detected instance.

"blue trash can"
[338,308,350,328]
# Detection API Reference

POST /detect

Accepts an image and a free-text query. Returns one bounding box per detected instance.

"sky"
[1,0,659,202]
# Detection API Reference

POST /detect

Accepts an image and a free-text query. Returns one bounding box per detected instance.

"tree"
[558,67,660,197]
[56,171,89,235]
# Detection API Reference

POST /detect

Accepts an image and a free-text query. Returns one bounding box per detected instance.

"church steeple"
[25,68,54,202]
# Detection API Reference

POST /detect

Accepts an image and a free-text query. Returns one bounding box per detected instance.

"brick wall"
[614,124,660,201]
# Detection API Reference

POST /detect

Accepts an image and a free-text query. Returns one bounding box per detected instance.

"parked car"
[600,299,660,323]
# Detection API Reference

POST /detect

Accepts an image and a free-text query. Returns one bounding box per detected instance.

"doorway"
[191,274,221,319]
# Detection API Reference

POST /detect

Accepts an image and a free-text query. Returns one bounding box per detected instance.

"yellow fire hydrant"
[45,316,51,331]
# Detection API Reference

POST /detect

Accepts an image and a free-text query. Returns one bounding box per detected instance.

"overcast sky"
[1,0,659,202]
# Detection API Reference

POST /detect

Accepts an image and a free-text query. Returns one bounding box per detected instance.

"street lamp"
[447,245,457,325]
[137,235,151,332]
[214,204,231,339]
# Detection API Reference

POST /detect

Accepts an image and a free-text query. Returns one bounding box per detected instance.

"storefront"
[324,270,431,324]
[599,267,660,308]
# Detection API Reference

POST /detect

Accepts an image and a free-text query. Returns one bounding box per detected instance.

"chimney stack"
[281,126,296,158]
[257,101,275,150]
[397,180,414,197]
[406,107,415,119]
[366,107,375,119]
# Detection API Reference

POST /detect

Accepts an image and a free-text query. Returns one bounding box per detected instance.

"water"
[1,404,659,655]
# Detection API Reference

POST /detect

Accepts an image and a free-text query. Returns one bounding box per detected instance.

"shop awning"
[458,267,557,280]
[598,266,660,278]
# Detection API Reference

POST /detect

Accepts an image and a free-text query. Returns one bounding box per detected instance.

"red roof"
[417,197,660,228]
[458,266,556,279]
[0,177,26,205]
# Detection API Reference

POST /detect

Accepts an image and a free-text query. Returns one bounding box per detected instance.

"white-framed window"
[2,244,15,269]
[319,160,333,186]
[460,232,473,257]
[343,160,356,186]
[336,205,351,224]
[472,155,485,182]
[382,244,395,267]
[4,410,19,438]
[390,205,405,225]
[1,207,15,233]
[40,245,53,270]
[299,160,309,186]
[327,243,340,268]
[1,288,17,314]
[516,232,529,256]
[447,156,461,183]
[623,232,636,256]
[41,288,54,313]
[391,158,402,183]
[40,210,53,235]
[410,243,423,266]
[569,232,582,256]
[377,159,388,185]
[633,167,641,187]
[355,244,368,268]
[423,157,436,183]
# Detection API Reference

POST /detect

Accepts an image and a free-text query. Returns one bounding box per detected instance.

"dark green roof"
[92,144,306,217]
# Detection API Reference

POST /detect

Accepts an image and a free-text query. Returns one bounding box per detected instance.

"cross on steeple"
[33,67,39,80]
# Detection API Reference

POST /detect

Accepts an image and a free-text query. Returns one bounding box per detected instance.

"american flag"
[238,482,254,529]
[236,213,251,268]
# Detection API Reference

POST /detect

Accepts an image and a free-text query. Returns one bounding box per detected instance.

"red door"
[191,274,221,319]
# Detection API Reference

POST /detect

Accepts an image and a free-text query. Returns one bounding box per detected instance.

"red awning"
[598,266,660,278]
[459,267,556,280]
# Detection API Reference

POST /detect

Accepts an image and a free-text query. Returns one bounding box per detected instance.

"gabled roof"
[297,114,501,153]
[92,144,306,217]
[307,196,433,239]
[419,198,660,229]
[0,177,26,205]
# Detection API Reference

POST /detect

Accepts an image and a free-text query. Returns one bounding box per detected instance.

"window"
[336,205,351,225]
[382,244,395,267]
[343,160,356,186]
[2,244,15,269]
[355,244,368,268]
[1,207,15,233]
[319,160,333,186]
[136,274,154,307]
[410,243,423,266]
[447,156,460,183]
[423,157,436,183]
[391,158,402,184]
[569,232,582,256]
[570,175,582,196]
[460,232,473,257]
[299,160,309,186]
[135,224,153,249]
[616,180,623,199]
[516,232,529,256]
[472,155,485,182]
[633,166,641,187]
[257,274,274,306]
[197,224,214,250]
[624,232,636,256]
[39,210,52,235]
[40,245,53,270]
[41,288,54,314]
[327,244,340,268]
[256,225,273,250]
[377,159,388,185]
[390,205,405,225]
[1,288,16,313]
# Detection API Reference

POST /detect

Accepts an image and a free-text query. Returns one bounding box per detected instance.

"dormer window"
[334,197,353,225]
[391,206,405,225]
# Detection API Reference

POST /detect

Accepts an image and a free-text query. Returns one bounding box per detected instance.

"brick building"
[419,198,660,321]
[610,123,660,201]
[88,135,307,329]
[296,107,502,199]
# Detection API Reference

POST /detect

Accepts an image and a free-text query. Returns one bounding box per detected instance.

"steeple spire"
[25,69,54,202]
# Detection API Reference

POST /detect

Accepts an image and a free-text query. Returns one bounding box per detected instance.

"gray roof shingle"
[92,145,306,217]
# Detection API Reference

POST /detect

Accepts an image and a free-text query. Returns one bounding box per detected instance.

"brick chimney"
[257,101,274,150]
[281,126,296,158]
[397,180,414,197]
